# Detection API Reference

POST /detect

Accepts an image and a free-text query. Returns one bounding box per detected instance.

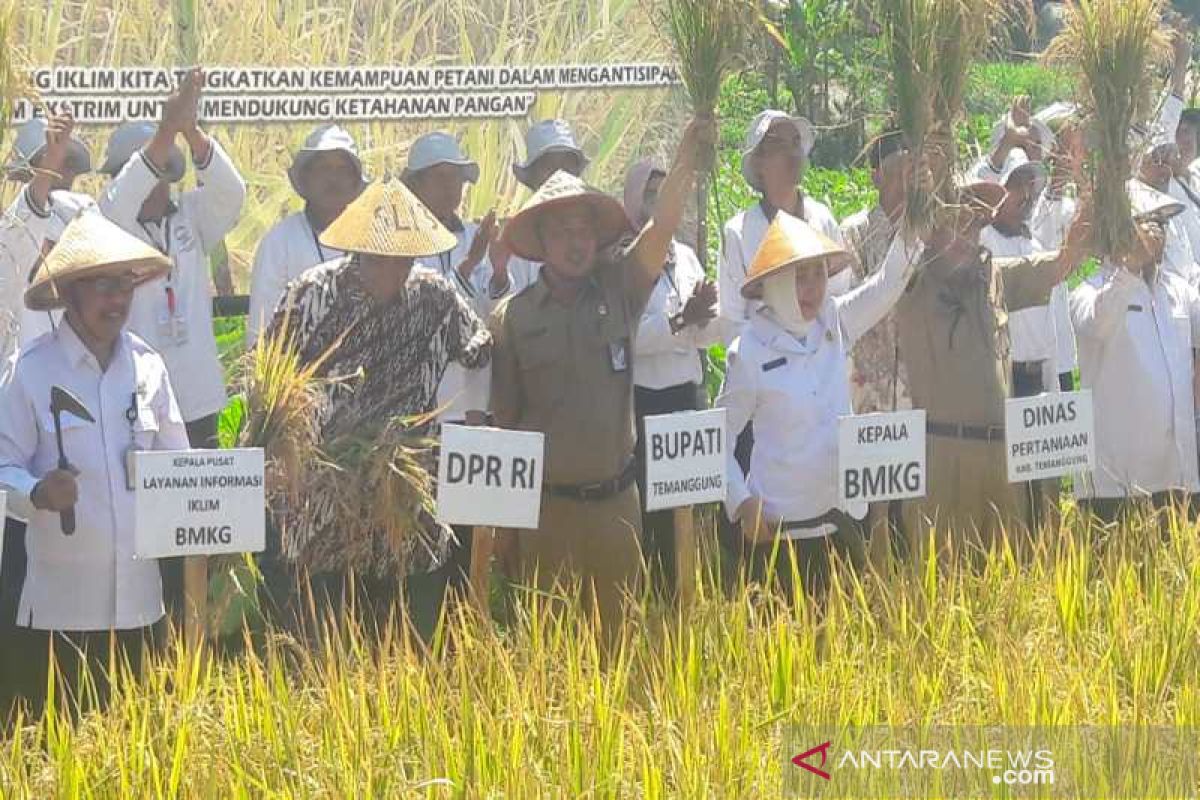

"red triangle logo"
[792,741,832,780]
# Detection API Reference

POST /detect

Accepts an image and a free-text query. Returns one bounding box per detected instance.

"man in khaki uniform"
[897,181,1090,561]
[490,116,713,631]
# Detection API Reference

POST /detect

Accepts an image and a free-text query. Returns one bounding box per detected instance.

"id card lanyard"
[140,216,182,341]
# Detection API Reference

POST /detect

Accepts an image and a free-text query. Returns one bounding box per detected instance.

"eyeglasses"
[80,274,136,295]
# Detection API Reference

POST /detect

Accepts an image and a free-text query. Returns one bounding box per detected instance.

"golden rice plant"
[314,413,437,573]
[661,0,749,269]
[875,0,1010,235]
[234,309,329,505]
[1045,0,1170,258]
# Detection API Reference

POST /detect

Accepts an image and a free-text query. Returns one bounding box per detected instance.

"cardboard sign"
[134,449,266,559]
[437,425,544,529]
[838,410,927,504]
[643,409,726,511]
[1005,391,1095,482]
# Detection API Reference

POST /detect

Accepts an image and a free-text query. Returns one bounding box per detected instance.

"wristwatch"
[669,312,687,335]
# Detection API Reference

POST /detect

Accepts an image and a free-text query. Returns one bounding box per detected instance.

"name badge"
[609,339,628,373]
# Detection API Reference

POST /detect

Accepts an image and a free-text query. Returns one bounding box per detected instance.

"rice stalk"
[660,0,749,269]
[1044,0,1170,258]
[315,413,438,573]
[234,307,330,506]
[875,0,1010,236]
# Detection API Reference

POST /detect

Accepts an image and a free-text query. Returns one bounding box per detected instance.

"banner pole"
[672,506,696,606]
[183,555,208,653]
[468,526,494,613]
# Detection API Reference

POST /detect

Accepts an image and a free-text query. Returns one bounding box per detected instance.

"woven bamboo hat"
[741,211,852,299]
[25,211,170,311]
[502,170,630,261]
[319,178,457,257]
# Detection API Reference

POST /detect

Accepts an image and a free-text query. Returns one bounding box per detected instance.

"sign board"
[134,449,266,558]
[838,410,927,504]
[1005,391,1095,482]
[643,409,727,511]
[437,425,544,529]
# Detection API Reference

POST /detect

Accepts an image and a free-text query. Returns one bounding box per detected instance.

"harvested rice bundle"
[662,0,750,266]
[1045,0,1171,258]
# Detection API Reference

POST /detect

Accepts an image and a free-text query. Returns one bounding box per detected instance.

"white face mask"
[762,267,811,336]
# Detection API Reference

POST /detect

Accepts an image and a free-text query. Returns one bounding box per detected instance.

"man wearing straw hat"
[96,68,247,619]
[896,180,1092,563]
[0,109,97,719]
[489,115,716,633]
[504,119,592,295]
[264,177,491,639]
[0,211,184,717]
[246,123,367,345]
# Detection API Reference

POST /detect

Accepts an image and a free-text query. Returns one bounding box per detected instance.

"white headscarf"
[761,266,811,337]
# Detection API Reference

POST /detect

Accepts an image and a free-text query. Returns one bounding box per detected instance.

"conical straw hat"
[741,211,852,299]
[502,170,631,262]
[319,178,457,257]
[25,211,170,311]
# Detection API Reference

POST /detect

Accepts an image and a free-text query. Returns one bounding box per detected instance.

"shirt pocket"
[132,406,160,449]
[514,326,569,408]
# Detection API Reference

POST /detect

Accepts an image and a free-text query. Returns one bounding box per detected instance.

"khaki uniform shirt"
[490,250,653,485]
[895,249,1062,427]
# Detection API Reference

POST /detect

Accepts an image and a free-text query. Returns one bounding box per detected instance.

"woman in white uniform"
[717,211,920,597]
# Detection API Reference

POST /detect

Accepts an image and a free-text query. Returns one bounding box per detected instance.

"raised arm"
[1070,267,1140,343]
[835,235,923,345]
[624,115,716,304]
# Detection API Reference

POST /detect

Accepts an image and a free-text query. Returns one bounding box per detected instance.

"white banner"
[134,449,265,559]
[643,409,727,511]
[1005,391,1095,482]
[838,410,927,504]
[437,425,544,529]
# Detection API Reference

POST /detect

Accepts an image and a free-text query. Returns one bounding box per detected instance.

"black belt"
[927,421,1005,442]
[1012,360,1045,378]
[779,508,857,532]
[545,459,637,502]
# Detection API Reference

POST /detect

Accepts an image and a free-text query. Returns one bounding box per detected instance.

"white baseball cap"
[6,117,91,179]
[288,123,367,196]
[740,109,815,191]
[99,121,185,183]
[402,132,479,184]
[999,155,1048,199]
[513,119,588,187]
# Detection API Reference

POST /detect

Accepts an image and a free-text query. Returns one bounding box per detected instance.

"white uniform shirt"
[1071,265,1200,499]
[98,141,247,423]
[718,236,920,537]
[980,225,1076,384]
[0,188,94,363]
[246,211,346,345]
[413,219,496,422]
[718,197,850,345]
[1166,177,1200,285]
[633,240,719,390]
[1031,191,1077,252]
[0,323,190,630]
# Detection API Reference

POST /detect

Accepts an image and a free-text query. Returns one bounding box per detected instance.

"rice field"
[0,508,1198,797]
